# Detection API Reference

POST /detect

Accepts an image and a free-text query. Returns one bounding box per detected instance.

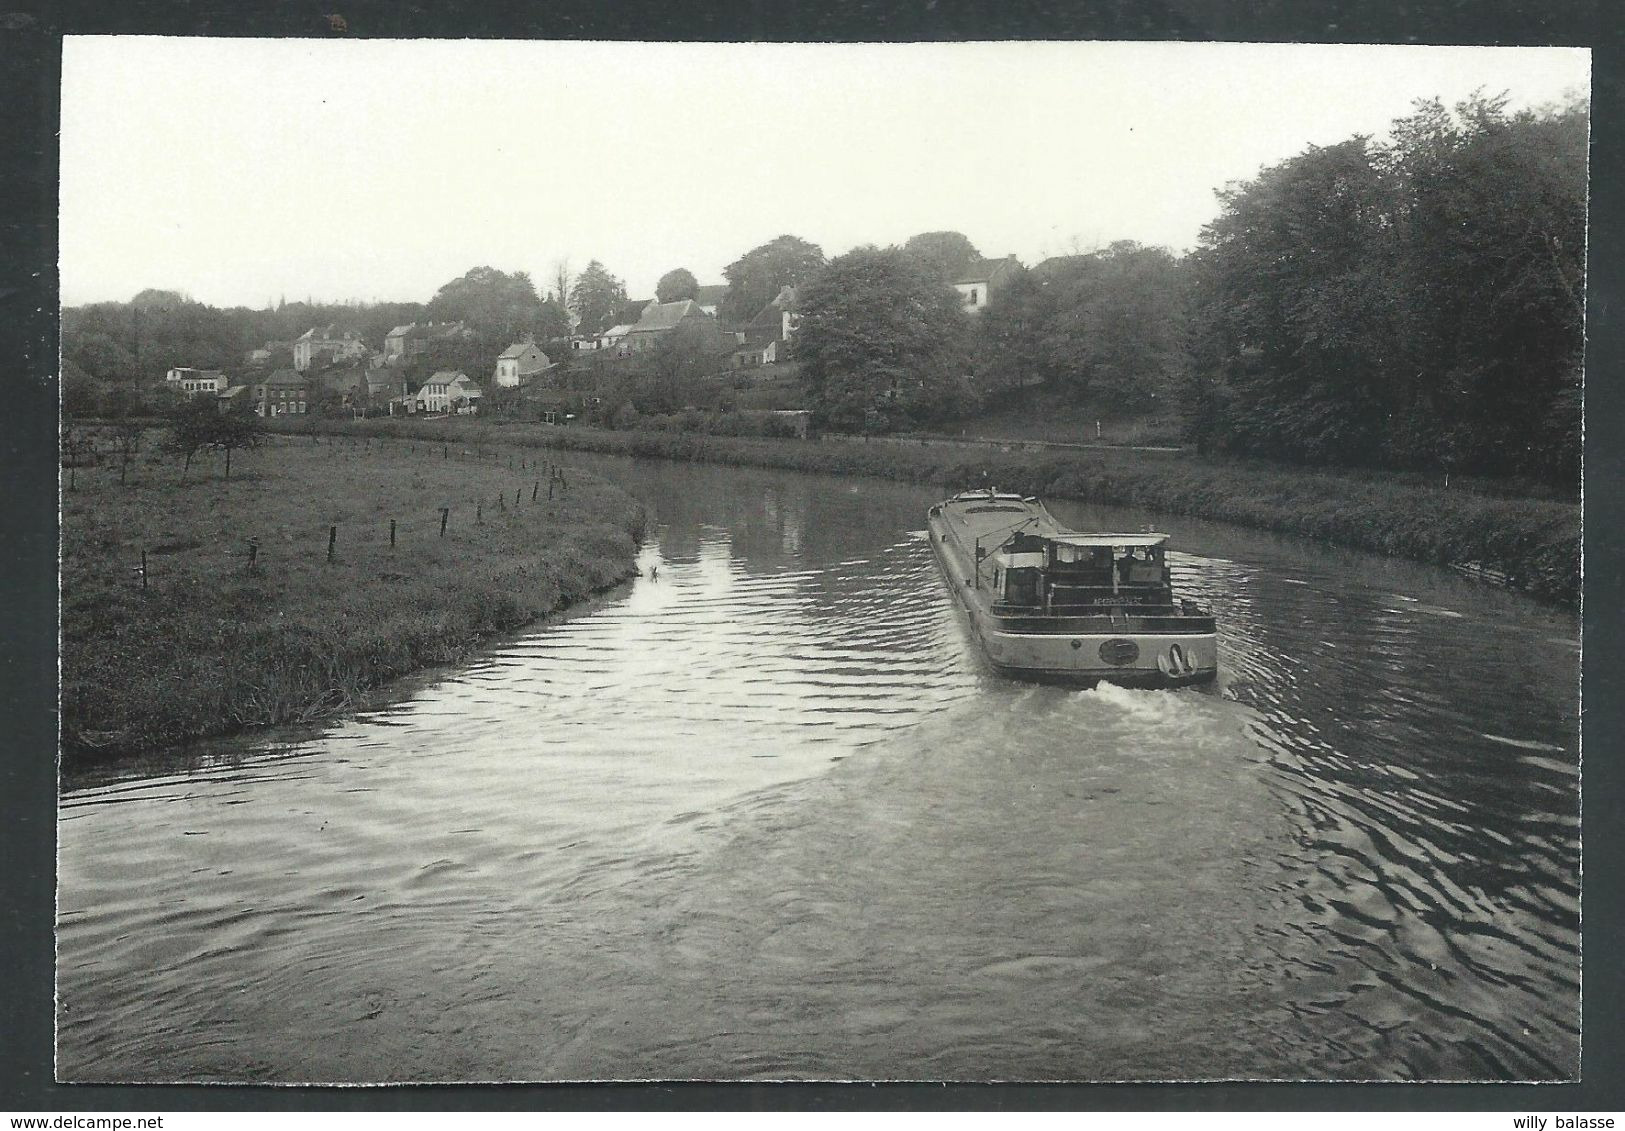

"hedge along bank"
[276,418,1580,608]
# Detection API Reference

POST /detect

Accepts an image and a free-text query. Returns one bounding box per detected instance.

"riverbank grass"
[302,418,1579,606]
[61,433,646,761]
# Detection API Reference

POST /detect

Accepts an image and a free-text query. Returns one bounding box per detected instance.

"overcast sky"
[59,38,1588,310]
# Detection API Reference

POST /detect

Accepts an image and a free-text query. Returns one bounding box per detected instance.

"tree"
[60,359,106,417]
[550,259,572,308]
[903,231,982,282]
[795,246,972,432]
[129,288,190,310]
[537,298,572,342]
[1191,137,1396,465]
[656,267,699,303]
[569,260,628,336]
[1377,92,1586,480]
[163,397,220,480]
[720,235,826,324]
[63,331,136,386]
[647,321,724,409]
[107,416,147,486]
[1186,91,1586,483]
[427,266,547,342]
[976,244,1190,413]
[210,408,263,480]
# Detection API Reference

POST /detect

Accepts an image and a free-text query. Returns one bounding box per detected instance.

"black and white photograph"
[47,35,1588,1087]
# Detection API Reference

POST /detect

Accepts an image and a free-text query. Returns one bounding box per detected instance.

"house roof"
[299,323,358,342]
[748,286,797,328]
[497,342,538,359]
[389,321,464,340]
[415,376,480,395]
[602,324,634,339]
[952,256,1020,285]
[263,369,305,387]
[428,370,468,382]
[628,299,706,334]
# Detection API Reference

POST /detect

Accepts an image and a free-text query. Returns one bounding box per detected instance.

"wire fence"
[65,428,586,594]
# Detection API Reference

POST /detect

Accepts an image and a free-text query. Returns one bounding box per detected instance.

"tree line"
[60,91,1585,487]
[788,92,1585,486]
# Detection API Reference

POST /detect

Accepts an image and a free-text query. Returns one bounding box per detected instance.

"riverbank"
[61,432,646,763]
[295,418,1579,606]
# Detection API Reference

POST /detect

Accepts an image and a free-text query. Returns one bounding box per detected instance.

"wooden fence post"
[328,525,337,561]
[440,507,449,537]
[247,538,258,569]
[532,481,539,501]
[477,502,483,524]
[390,519,396,548]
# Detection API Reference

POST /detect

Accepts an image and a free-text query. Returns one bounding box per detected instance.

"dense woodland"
[60,93,1586,488]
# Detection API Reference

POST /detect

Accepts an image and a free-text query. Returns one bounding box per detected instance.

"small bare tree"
[163,397,217,481]
[211,409,264,479]
[109,418,146,486]
[551,258,572,312]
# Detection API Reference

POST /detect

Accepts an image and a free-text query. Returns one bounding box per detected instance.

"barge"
[927,489,1218,687]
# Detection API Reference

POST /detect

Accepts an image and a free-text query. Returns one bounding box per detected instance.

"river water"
[56,455,1581,1083]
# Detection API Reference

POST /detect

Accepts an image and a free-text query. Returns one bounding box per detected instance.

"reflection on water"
[57,458,1579,1082]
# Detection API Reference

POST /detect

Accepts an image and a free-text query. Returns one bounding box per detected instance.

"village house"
[252,369,309,417]
[383,321,472,362]
[730,285,799,369]
[598,323,635,352]
[619,298,728,355]
[414,370,483,414]
[730,338,792,369]
[953,256,1021,313]
[493,342,552,387]
[215,385,252,413]
[694,283,730,320]
[293,325,369,371]
[367,370,411,407]
[165,367,227,396]
[750,285,799,342]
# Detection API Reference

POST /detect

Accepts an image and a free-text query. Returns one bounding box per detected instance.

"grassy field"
[287,416,1580,607]
[61,430,646,762]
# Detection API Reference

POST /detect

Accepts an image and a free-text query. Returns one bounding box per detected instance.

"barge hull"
[927,504,1218,689]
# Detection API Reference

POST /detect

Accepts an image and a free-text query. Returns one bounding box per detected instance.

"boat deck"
[927,491,1218,684]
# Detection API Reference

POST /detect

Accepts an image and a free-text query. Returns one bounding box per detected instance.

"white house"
[414,371,483,414]
[166,367,227,395]
[494,342,551,388]
[952,255,1021,314]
